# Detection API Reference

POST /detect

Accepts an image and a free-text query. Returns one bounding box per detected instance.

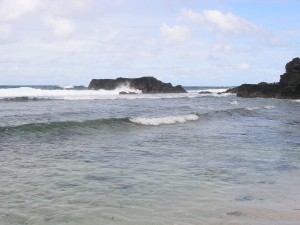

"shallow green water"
[1,87,300,224]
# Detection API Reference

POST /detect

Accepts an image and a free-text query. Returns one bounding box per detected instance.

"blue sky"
[0,0,299,86]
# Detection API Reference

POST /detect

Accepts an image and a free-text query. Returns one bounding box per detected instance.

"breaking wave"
[0,86,142,101]
[0,105,276,135]
[0,114,200,134]
[245,106,275,111]
[129,114,199,126]
[0,86,235,101]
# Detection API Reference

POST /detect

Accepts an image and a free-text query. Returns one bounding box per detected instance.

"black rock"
[198,91,212,94]
[88,76,187,93]
[119,91,137,95]
[226,57,300,99]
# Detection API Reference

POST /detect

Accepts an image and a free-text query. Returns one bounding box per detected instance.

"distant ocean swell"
[1,96,52,102]
[0,115,197,135]
[0,107,274,135]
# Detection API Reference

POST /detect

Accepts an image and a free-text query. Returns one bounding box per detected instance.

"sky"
[0,0,299,86]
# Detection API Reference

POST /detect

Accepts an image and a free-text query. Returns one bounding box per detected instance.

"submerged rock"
[226,57,300,99]
[88,76,187,93]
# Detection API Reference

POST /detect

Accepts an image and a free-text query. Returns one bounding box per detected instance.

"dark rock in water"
[88,76,187,93]
[226,211,243,217]
[226,57,300,99]
[280,58,300,98]
[199,91,212,94]
[119,91,137,95]
[228,83,281,98]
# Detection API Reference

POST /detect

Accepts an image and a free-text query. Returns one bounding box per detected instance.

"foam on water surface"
[129,114,199,125]
[0,86,142,100]
[0,86,235,101]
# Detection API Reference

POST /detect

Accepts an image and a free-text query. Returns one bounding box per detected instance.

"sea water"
[0,86,300,225]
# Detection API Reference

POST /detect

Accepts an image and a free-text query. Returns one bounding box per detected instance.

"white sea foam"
[185,88,235,99]
[0,86,143,100]
[230,100,238,105]
[129,114,199,126]
[187,88,228,94]
[0,86,234,100]
[245,106,275,111]
[0,86,200,100]
[61,85,74,89]
[264,105,275,109]
[245,107,261,111]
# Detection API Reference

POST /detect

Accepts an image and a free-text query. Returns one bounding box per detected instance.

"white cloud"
[212,43,231,52]
[139,51,152,58]
[44,16,75,38]
[0,0,40,21]
[102,31,119,42]
[270,36,288,47]
[44,0,92,17]
[180,8,262,35]
[239,63,250,70]
[160,23,191,44]
[0,24,11,40]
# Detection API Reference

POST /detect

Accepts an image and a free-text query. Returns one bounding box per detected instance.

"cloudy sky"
[0,0,299,86]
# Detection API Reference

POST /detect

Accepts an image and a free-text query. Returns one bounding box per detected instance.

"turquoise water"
[0,86,300,224]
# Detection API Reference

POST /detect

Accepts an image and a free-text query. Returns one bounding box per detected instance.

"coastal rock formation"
[88,76,187,93]
[227,57,300,99]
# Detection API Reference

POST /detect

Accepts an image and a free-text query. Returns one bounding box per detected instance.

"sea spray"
[0,86,142,100]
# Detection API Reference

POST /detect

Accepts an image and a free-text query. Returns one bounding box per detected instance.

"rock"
[226,211,243,217]
[279,58,300,98]
[198,91,212,94]
[119,91,137,95]
[88,76,187,93]
[229,83,281,98]
[226,57,300,99]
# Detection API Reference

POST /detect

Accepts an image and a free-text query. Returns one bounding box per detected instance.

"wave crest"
[129,114,199,126]
[245,106,275,111]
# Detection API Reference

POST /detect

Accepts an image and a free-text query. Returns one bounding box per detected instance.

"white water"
[188,88,228,94]
[129,114,199,126]
[245,106,275,111]
[60,85,75,89]
[230,100,238,105]
[0,86,143,100]
[0,87,233,100]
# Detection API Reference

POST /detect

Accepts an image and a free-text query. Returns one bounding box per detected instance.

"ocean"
[0,85,300,225]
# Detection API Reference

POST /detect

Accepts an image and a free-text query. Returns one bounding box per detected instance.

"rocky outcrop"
[88,76,187,93]
[226,57,300,99]
[227,83,281,98]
